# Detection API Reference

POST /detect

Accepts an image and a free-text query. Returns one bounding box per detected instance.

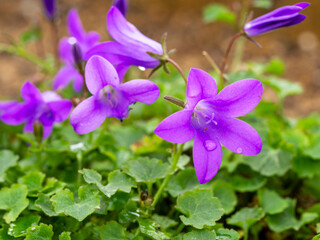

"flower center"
[191,100,218,132]
[99,85,119,107]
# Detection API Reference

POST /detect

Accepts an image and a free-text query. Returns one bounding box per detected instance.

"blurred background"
[0,0,319,116]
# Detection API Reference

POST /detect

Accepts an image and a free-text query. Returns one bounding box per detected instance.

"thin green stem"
[174,222,185,236]
[77,152,83,184]
[202,51,223,88]
[151,143,184,208]
[167,58,188,84]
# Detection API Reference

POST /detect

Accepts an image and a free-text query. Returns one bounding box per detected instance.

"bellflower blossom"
[154,69,263,184]
[85,7,163,79]
[70,56,160,134]
[42,0,56,21]
[53,9,100,92]
[244,2,310,37]
[112,0,128,16]
[1,82,72,139]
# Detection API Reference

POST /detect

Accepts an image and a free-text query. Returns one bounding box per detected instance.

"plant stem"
[77,152,83,184]
[174,222,185,236]
[167,58,188,84]
[202,51,223,88]
[151,143,184,208]
[220,32,243,81]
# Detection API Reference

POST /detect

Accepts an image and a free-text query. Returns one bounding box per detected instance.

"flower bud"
[72,43,84,73]
[42,0,57,21]
[112,0,128,16]
[33,121,44,144]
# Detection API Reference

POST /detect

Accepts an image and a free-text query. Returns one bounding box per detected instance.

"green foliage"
[25,224,53,240]
[203,4,236,25]
[0,150,18,182]
[183,229,216,240]
[99,221,128,240]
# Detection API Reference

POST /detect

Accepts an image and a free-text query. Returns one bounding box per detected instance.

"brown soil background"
[0,0,319,116]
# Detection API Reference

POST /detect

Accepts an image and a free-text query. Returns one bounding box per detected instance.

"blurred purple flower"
[154,69,263,184]
[112,0,128,16]
[244,2,310,37]
[53,9,100,92]
[42,0,56,21]
[85,7,163,79]
[1,82,72,139]
[0,101,18,119]
[70,56,160,134]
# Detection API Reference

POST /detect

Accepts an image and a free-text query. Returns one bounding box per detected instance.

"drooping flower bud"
[42,0,57,21]
[33,121,44,144]
[72,42,84,73]
[112,0,128,16]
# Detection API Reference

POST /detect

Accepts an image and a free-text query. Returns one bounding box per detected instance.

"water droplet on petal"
[204,140,217,151]
[138,66,146,71]
[236,147,243,154]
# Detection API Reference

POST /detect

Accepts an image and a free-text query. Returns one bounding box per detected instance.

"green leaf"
[80,169,135,198]
[8,215,40,238]
[244,145,294,176]
[203,4,236,24]
[152,215,178,231]
[138,218,171,240]
[266,199,318,233]
[263,77,303,99]
[253,0,273,9]
[100,221,128,240]
[125,158,169,183]
[51,185,100,221]
[304,136,320,159]
[0,184,29,223]
[317,223,320,233]
[0,150,18,182]
[212,180,237,214]
[41,178,66,196]
[215,228,240,240]
[25,224,53,240]
[0,227,15,240]
[166,168,200,197]
[18,171,45,196]
[265,57,285,75]
[227,207,265,234]
[20,25,41,45]
[59,232,71,240]
[176,189,224,229]
[184,229,216,240]
[313,234,320,240]
[258,189,288,214]
[293,155,320,178]
[35,194,57,217]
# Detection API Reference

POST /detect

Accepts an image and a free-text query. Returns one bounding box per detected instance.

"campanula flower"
[112,0,128,16]
[70,56,160,134]
[85,7,162,79]
[154,69,263,184]
[244,2,310,37]
[53,9,100,92]
[0,101,18,120]
[42,0,56,21]
[1,82,72,139]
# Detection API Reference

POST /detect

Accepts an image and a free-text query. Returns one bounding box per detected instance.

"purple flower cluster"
[1,82,72,139]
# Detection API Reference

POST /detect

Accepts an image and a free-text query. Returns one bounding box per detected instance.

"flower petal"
[215,117,262,155]
[193,132,222,184]
[214,79,263,117]
[42,91,62,102]
[67,9,86,41]
[186,68,217,109]
[0,101,18,117]
[53,65,83,92]
[107,7,162,54]
[154,110,194,143]
[47,100,72,122]
[120,79,160,104]
[1,102,35,125]
[58,37,73,63]
[70,96,108,134]
[85,56,120,95]
[43,124,53,139]
[21,81,43,102]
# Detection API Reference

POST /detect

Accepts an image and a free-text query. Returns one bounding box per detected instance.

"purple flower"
[53,9,100,92]
[70,56,160,134]
[154,69,263,184]
[244,2,310,37]
[85,7,162,79]
[0,101,18,120]
[112,0,128,16]
[42,0,56,21]
[1,82,72,139]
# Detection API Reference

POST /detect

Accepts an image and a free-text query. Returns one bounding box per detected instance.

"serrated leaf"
[59,232,71,240]
[25,224,53,240]
[35,194,57,217]
[8,214,40,238]
[41,178,66,196]
[266,199,318,233]
[125,158,169,183]
[152,215,178,231]
[100,221,127,240]
[184,229,216,240]
[138,218,171,240]
[203,4,236,24]
[0,150,18,182]
[0,226,15,240]
[166,168,200,197]
[18,171,45,196]
[245,145,293,176]
[258,189,288,214]
[51,185,100,221]
[80,169,135,198]
[227,207,265,234]
[0,184,29,223]
[176,189,224,229]
[216,228,240,240]
[212,180,237,214]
